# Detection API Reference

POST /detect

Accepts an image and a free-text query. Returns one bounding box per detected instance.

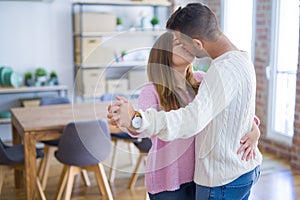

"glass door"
[268,0,299,143]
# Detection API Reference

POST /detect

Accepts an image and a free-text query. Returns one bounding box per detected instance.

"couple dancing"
[108,3,262,200]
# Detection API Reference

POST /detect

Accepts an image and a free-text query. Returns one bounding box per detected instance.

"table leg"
[12,124,23,188]
[23,132,37,200]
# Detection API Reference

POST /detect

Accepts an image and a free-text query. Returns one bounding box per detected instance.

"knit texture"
[139,51,263,187]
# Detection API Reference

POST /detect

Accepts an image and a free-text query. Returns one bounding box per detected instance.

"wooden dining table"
[10,101,122,200]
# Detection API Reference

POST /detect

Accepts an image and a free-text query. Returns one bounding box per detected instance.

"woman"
[127,31,260,200]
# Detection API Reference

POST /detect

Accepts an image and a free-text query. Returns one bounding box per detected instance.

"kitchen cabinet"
[72,1,172,99]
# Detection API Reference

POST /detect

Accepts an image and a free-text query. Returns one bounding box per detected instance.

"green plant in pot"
[24,72,34,87]
[35,68,47,86]
[120,50,126,62]
[116,17,122,26]
[116,17,123,31]
[49,71,59,86]
[150,16,159,30]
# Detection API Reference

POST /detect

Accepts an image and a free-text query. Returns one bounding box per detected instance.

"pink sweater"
[132,72,203,194]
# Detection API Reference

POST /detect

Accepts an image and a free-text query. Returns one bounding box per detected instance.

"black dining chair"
[38,96,91,190]
[0,138,46,199]
[54,119,113,200]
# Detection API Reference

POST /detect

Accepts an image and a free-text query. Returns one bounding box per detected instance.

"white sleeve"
[136,64,239,141]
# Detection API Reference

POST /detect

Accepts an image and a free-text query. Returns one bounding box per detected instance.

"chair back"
[100,93,140,102]
[100,93,127,102]
[0,138,11,165]
[55,119,111,167]
[40,97,71,106]
[1,138,44,165]
[133,138,152,153]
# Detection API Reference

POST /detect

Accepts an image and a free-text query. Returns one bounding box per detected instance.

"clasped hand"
[107,96,260,162]
[107,96,135,129]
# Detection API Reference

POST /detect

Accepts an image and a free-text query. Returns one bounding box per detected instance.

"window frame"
[266,0,298,146]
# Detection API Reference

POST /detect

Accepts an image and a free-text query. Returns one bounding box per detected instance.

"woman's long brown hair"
[147,31,200,111]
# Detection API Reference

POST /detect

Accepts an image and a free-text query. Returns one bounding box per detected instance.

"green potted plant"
[116,17,122,26]
[35,68,47,86]
[24,72,33,87]
[116,17,123,31]
[49,71,59,86]
[120,50,126,61]
[150,16,159,30]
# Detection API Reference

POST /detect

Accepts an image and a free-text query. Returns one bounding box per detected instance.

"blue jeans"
[196,166,260,200]
[149,181,196,200]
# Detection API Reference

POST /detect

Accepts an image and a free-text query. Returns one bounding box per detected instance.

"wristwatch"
[131,111,142,129]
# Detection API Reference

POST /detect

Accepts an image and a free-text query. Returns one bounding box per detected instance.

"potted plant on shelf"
[120,50,126,62]
[116,17,123,31]
[24,72,34,87]
[35,68,47,86]
[150,16,159,30]
[48,71,59,86]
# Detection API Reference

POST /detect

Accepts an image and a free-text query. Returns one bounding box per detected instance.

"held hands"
[107,96,135,129]
[237,121,261,161]
[108,96,261,161]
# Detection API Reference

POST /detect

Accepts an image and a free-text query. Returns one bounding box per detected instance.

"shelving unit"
[0,85,68,95]
[72,1,172,99]
[0,85,68,124]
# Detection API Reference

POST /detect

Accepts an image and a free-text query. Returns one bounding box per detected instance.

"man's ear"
[192,38,204,49]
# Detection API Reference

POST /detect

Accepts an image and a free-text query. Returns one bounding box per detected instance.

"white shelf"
[0,85,68,94]
[74,29,166,37]
[79,61,147,69]
[0,118,11,124]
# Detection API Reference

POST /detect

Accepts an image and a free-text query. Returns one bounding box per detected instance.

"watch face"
[132,116,142,129]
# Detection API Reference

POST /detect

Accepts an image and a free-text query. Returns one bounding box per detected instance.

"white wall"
[0,0,74,141]
[0,0,74,93]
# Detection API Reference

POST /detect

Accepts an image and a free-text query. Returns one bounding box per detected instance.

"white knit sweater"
[137,50,263,187]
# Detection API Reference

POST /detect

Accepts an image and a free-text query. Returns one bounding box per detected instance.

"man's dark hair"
[166,3,221,41]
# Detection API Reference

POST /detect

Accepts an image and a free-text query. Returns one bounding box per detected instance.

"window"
[268,0,299,142]
[223,0,255,59]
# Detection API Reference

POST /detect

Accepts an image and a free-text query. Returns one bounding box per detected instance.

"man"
[108,3,262,200]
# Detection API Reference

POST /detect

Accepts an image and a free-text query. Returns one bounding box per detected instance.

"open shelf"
[78,61,147,69]
[0,85,68,94]
[73,29,166,37]
[0,118,11,124]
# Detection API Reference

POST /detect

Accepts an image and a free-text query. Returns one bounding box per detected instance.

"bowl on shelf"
[0,110,11,119]
[0,66,13,86]
[0,66,22,88]
[3,70,13,85]
[9,72,23,88]
[0,67,3,85]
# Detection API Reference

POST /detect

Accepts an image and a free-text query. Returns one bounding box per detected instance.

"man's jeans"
[196,166,260,200]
